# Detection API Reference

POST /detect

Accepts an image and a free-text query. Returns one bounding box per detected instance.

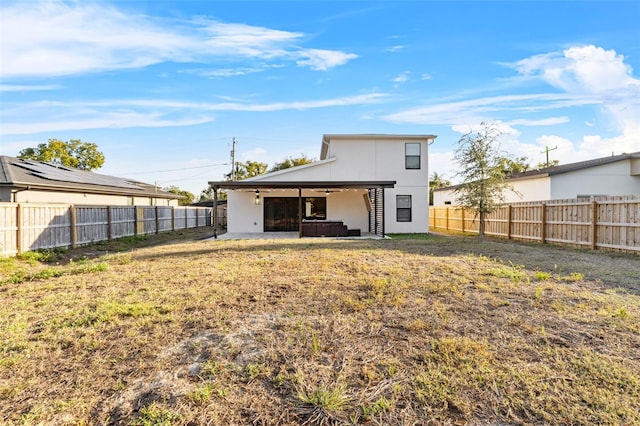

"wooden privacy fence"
[0,203,212,256]
[429,195,640,252]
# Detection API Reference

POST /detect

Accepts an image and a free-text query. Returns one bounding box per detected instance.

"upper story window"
[405,143,421,169]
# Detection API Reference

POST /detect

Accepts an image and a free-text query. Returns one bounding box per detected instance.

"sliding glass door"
[264,197,327,231]
[264,198,299,231]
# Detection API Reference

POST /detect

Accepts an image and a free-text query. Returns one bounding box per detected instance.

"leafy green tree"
[429,172,451,205]
[18,138,105,171]
[453,122,515,242]
[497,156,530,176]
[163,185,194,206]
[268,154,314,172]
[229,160,268,181]
[535,159,560,169]
[199,186,227,201]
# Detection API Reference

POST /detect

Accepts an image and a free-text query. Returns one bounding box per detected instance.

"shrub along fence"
[0,203,212,256]
[429,195,640,252]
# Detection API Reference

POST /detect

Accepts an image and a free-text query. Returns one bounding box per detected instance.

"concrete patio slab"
[206,232,384,240]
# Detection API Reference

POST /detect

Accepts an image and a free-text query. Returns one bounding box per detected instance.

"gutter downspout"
[10,186,31,203]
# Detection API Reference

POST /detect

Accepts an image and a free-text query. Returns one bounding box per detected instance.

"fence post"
[155,206,159,234]
[591,200,598,250]
[445,207,449,231]
[507,205,512,239]
[70,205,77,248]
[540,203,546,243]
[461,209,465,233]
[134,207,139,236]
[171,207,175,231]
[107,206,112,240]
[16,203,23,255]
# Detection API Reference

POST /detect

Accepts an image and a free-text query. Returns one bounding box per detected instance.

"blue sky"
[1,0,639,196]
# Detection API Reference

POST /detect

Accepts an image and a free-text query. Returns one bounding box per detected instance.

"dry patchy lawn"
[1,229,639,425]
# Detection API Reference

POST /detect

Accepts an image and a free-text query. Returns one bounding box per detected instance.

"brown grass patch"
[1,230,639,425]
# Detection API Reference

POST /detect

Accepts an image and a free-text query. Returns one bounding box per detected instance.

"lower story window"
[305,197,327,220]
[396,195,412,222]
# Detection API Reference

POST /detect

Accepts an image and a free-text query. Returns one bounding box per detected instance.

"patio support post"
[212,185,218,239]
[298,187,303,238]
[374,189,379,236]
[381,188,386,238]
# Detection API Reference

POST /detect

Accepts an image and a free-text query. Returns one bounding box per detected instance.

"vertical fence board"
[0,204,18,256]
[75,206,109,245]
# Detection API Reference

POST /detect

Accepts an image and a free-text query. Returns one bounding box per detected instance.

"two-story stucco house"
[209,134,436,237]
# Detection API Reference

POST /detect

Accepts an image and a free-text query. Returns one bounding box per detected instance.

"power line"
[112,162,229,176]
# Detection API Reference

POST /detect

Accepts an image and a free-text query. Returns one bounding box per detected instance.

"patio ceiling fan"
[313,188,341,194]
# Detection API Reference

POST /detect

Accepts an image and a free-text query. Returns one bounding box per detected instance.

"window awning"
[208,180,396,190]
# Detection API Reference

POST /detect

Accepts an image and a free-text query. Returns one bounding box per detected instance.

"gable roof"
[321,133,437,160]
[242,157,337,181]
[0,156,180,199]
[509,151,640,180]
[434,151,640,192]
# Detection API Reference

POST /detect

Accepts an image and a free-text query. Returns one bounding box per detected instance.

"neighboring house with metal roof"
[209,134,436,237]
[433,151,640,205]
[0,155,181,206]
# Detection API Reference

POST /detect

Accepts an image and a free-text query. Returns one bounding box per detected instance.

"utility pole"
[230,137,237,181]
[541,145,557,168]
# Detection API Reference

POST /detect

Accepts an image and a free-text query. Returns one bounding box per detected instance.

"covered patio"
[207,180,396,239]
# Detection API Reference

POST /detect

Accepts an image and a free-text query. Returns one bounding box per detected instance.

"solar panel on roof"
[13,160,144,190]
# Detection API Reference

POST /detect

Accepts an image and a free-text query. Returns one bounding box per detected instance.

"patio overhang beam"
[207,180,396,190]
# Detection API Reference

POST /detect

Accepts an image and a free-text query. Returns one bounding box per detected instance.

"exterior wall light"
[255,190,261,205]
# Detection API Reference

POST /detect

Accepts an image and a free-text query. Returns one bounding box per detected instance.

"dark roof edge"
[433,151,639,192]
[209,180,396,189]
[0,181,181,199]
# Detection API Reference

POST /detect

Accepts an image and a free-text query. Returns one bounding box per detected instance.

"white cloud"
[295,49,359,71]
[507,117,569,126]
[421,73,433,81]
[392,72,410,85]
[2,112,215,135]
[511,45,639,93]
[383,93,571,125]
[385,45,404,53]
[0,84,61,92]
[1,93,388,135]
[0,1,357,78]
[386,44,640,169]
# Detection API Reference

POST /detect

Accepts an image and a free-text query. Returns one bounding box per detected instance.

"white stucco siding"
[325,138,377,180]
[226,188,370,233]
[508,176,550,202]
[432,188,456,206]
[226,190,264,233]
[385,186,429,233]
[252,159,336,181]
[9,190,177,206]
[325,190,369,231]
[433,176,551,206]
[325,136,430,185]
[550,160,639,198]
